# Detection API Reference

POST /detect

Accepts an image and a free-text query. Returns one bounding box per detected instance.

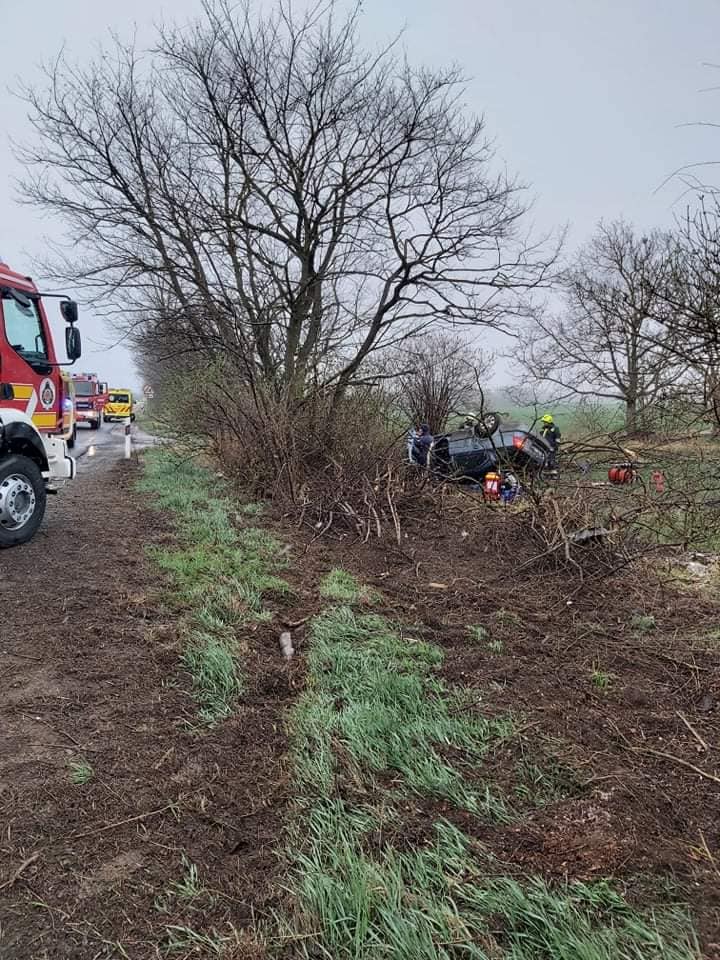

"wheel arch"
[1,422,50,472]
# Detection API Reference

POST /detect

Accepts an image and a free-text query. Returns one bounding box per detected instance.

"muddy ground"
[279,497,720,956]
[0,457,292,959]
[1,453,719,957]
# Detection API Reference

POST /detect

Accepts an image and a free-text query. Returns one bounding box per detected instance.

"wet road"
[73,420,158,469]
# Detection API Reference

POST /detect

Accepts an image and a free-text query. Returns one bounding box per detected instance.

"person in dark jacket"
[540,414,561,470]
[409,423,433,465]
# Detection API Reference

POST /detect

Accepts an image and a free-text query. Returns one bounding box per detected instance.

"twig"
[20,714,87,751]
[282,615,310,628]
[69,800,181,840]
[698,831,720,879]
[621,742,720,786]
[0,852,40,891]
[677,711,710,752]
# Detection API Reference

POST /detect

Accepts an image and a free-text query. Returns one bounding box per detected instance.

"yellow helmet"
[541,414,554,424]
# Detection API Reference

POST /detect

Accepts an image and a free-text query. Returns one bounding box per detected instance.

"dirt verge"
[264,496,720,957]
[0,461,291,959]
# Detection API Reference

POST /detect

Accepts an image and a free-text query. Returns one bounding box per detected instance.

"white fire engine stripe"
[26,389,38,417]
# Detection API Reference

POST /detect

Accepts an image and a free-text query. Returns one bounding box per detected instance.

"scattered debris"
[279,631,294,659]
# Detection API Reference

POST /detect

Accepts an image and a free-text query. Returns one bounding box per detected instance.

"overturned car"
[411,413,553,480]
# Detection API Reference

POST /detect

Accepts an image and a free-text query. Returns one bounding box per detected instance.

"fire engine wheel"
[67,425,77,450]
[0,456,47,548]
[90,418,100,430]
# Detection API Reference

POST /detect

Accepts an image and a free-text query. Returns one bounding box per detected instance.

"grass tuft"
[631,613,657,633]
[319,568,364,602]
[495,607,523,628]
[181,635,243,724]
[68,758,94,785]
[591,664,612,691]
[164,924,227,955]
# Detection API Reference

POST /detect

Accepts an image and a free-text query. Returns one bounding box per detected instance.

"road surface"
[72,419,158,468]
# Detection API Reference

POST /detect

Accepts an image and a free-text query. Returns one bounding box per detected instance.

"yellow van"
[103,388,135,423]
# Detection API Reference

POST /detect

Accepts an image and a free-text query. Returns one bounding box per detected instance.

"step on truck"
[0,258,82,547]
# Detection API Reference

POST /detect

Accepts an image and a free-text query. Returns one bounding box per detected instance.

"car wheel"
[0,455,47,547]
[473,412,501,438]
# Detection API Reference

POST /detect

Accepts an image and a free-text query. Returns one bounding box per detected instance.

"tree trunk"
[625,397,638,435]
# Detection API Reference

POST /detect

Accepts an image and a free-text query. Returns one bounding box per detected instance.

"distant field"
[490,402,625,437]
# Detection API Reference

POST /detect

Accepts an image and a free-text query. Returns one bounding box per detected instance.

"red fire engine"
[71,372,108,430]
[0,258,82,546]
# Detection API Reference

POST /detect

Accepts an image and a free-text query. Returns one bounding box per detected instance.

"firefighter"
[540,414,561,471]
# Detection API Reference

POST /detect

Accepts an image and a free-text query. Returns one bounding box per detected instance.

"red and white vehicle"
[71,372,108,430]
[0,258,82,546]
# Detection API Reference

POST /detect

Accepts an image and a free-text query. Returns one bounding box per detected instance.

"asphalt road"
[73,420,158,469]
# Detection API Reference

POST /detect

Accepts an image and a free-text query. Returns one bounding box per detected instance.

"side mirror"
[65,325,82,362]
[60,300,78,325]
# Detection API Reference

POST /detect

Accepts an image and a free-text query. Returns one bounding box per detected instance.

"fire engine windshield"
[74,381,95,396]
[1,290,48,365]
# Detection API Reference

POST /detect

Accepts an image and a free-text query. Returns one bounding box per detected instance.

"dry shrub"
[152,368,429,537]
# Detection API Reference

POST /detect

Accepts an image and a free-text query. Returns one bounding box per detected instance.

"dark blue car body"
[428,424,551,479]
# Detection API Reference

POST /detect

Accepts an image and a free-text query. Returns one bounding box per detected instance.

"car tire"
[473,412,501,438]
[0,455,47,548]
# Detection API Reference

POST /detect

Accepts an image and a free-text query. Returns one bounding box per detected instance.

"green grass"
[68,758,94,785]
[591,665,612,691]
[467,624,490,643]
[514,755,579,808]
[320,568,365,603]
[155,856,212,915]
[283,603,700,960]
[297,606,515,817]
[164,925,227,955]
[181,635,243,724]
[140,450,287,724]
[289,818,698,959]
[238,501,264,517]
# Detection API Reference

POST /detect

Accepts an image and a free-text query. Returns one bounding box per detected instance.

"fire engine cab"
[0,258,82,547]
[72,372,108,430]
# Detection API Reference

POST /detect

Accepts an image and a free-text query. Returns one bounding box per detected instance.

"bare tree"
[384,333,492,434]
[516,220,686,434]
[658,199,720,432]
[17,0,556,421]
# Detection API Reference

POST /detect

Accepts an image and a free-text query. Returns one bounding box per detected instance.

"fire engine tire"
[90,418,100,430]
[67,426,77,450]
[0,456,47,548]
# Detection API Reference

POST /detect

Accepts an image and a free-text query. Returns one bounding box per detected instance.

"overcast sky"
[2,0,719,388]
